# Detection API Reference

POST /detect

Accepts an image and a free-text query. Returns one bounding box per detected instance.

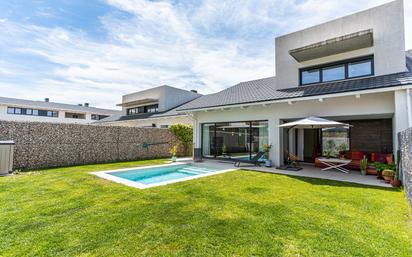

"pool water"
[108,164,221,185]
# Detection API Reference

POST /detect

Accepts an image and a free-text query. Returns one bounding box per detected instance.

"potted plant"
[374,162,384,179]
[360,155,368,176]
[222,144,227,156]
[382,169,395,183]
[263,144,272,167]
[391,158,401,187]
[169,145,178,162]
[391,171,402,187]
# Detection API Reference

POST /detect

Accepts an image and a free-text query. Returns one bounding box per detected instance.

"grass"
[0,159,411,256]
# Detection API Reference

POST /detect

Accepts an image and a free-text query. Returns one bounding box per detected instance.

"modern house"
[0,97,120,124]
[177,0,412,167]
[98,85,201,128]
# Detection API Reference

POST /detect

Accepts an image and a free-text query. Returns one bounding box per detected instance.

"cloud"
[0,0,410,109]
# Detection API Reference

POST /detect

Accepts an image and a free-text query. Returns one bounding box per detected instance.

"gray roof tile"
[178,52,412,111]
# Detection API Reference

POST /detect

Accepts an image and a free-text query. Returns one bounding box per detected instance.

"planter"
[265,160,272,167]
[366,168,377,175]
[361,170,367,176]
[382,176,393,183]
[171,156,177,162]
[391,179,401,187]
[376,170,383,180]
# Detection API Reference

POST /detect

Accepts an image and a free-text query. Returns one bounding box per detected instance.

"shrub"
[169,124,193,156]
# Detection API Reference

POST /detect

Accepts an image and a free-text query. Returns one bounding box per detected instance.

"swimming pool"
[92,163,234,189]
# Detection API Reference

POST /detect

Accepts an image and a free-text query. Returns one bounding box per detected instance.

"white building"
[177,0,412,166]
[98,85,201,128]
[0,97,120,124]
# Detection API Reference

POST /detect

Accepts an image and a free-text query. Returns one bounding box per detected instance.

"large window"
[7,107,58,117]
[322,127,350,157]
[127,104,159,115]
[201,121,268,160]
[300,56,373,85]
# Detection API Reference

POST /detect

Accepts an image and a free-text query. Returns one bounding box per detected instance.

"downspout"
[406,89,412,128]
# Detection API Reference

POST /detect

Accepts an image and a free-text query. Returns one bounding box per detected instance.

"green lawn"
[0,159,411,256]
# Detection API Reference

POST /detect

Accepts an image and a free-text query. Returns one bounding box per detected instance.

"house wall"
[102,115,192,128]
[192,91,396,166]
[0,105,105,124]
[275,0,406,88]
[350,119,393,153]
[121,86,200,115]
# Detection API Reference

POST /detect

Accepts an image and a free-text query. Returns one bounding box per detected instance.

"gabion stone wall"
[0,121,183,170]
[399,128,412,207]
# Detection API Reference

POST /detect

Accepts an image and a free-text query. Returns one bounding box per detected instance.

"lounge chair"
[233,151,265,167]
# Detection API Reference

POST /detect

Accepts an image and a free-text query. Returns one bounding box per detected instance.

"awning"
[289,29,373,62]
[279,116,350,129]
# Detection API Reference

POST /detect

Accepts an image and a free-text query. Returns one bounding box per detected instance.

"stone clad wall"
[0,121,183,170]
[399,128,412,207]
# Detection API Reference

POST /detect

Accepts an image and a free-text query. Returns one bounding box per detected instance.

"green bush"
[169,124,193,156]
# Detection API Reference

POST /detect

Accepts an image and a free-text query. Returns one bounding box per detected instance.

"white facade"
[191,89,411,165]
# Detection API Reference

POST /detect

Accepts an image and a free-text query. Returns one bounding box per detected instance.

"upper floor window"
[7,107,58,117]
[300,56,374,86]
[127,104,159,115]
[91,114,109,120]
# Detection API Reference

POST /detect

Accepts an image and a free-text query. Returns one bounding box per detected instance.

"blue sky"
[0,0,411,109]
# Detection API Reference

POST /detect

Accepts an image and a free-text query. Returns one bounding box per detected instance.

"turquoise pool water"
[108,164,222,185]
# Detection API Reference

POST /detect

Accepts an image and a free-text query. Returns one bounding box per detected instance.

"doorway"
[303,129,321,162]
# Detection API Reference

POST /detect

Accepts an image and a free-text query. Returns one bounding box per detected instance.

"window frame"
[299,55,374,86]
[201,120,269,160]
[6,107,58,117]
[126,104,159,115]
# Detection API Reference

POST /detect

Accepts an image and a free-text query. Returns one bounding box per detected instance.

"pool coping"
[91,162,237,189]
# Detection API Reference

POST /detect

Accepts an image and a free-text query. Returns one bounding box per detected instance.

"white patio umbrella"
[278,116,351,170]
[279,116,350,129]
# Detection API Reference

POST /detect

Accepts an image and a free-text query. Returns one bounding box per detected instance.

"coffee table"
[317,158,352,173]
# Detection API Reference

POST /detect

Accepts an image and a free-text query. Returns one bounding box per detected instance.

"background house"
[0,97,120,124]
[98,85,200,128]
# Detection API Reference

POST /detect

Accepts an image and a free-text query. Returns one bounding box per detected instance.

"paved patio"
[179,158,392,188]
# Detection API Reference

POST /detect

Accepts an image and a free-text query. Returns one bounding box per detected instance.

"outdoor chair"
[233,151,265,167]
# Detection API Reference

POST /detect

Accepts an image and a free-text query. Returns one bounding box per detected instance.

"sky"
[0,0,411,109]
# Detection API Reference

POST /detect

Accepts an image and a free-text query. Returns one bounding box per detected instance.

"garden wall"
[399,127,412,207]
[0,121,183,170]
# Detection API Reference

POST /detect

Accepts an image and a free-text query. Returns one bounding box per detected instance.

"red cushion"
[350,151,365,160]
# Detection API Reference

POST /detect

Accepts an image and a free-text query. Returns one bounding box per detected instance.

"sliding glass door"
[201,120,268,160]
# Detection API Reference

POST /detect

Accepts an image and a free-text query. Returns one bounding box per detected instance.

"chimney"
[44,98,49,102]
[190,90,198,94]
[84,103,89,107]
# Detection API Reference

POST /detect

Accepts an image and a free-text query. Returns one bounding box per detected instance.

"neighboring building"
[98,85,201,128]
[0,97,121,124]
[177,0,412,166]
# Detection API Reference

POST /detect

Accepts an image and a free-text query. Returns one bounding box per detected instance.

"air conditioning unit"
[0,141,15,175]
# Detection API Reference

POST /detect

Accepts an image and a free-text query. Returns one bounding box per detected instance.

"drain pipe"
[407,89,412,128]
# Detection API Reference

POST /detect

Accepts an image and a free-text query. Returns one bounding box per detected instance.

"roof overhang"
[289,29,374,62]
[177,83,412,113]
[117,98,158,107]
